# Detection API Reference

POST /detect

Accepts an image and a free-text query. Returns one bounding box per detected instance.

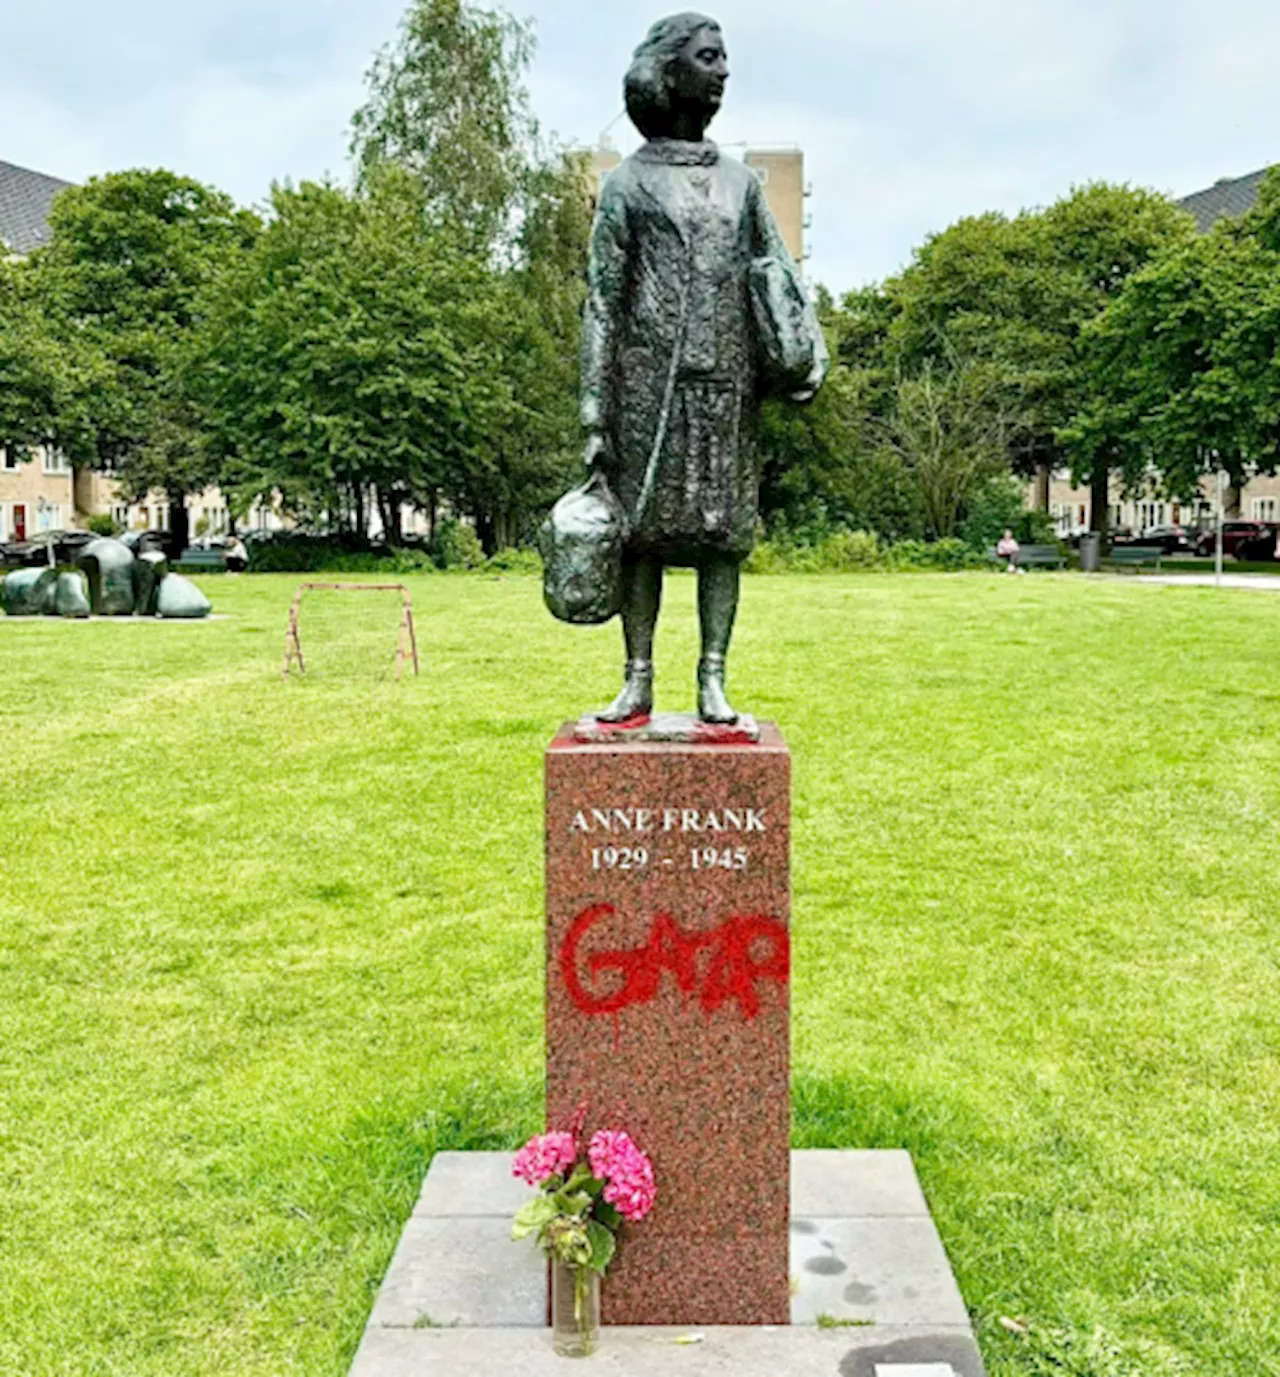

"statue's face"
[670,25,728,117]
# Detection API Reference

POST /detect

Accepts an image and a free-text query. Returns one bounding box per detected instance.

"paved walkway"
[1106,573,1280,592]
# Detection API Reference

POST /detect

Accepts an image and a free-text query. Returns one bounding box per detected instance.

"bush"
[86,514,119,538]
[745,530,994,574]
[885,537,993,571]
[486,547,542,574]
[430,519,485,570]
[246,535,436,575]
[240,529,544,576]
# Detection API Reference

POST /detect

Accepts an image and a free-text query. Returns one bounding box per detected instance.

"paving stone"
[349,1324,984,1376]
[414,1152,533,1218]
[791,1150,929,1218]
[790,1218,970,1328]
[368,1216,545,1330]
[353,1151,986,1375]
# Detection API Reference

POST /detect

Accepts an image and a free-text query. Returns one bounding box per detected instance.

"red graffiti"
[561,904,789,1022]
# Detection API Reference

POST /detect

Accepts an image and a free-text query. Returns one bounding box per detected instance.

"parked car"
[120,530,171,557]
[1138,524,1195,554]
[10,530,99,567]
[1194,521,1277,560]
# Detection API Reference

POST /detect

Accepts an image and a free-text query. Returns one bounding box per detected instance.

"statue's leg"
[596,556,662,722]
[696,553,740,724]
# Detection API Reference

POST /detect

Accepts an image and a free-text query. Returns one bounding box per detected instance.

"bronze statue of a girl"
[570,13,827,724]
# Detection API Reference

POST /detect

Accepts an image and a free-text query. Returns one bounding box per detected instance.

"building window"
[1252,497,1277,521]
[42,449,71,475]
[111,504,129,528]
[1,449,19,472]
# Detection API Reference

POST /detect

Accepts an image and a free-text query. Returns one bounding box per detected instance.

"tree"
[464,155,591,550]
[346,0,592,548]
[31,169,259,550]
[884,185,1195,537]
[758,353,923,542]
[194,173,508,543]
[1068,170,1280,508]
[1035,184,1197,534]
[877,351,1021,540]
[0,257,107,463]
[350,0,535,252]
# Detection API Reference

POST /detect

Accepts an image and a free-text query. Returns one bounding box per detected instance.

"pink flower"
[512,1131,578,1187]
[588,1129,656,1222]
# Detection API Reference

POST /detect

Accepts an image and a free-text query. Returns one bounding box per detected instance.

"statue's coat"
[581,140,805,563]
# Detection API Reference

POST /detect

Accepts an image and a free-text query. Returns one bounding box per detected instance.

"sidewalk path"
[1106,572,1280,592]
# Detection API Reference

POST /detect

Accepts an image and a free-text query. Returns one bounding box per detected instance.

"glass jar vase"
[551,1259,600,1358]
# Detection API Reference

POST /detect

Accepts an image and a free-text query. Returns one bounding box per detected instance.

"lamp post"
[1216,470,1226,589]
[36,497,54,566]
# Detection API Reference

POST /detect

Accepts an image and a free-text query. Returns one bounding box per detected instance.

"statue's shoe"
[697,656,738,725]
[596,660,654,724]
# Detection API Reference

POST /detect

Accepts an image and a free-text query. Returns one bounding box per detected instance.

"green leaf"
[511,1195,557,1241]
[552,1189,592,1217]
[585,1220,616,1276]
[594,1201,621,1231]
[563,1163,592,1193]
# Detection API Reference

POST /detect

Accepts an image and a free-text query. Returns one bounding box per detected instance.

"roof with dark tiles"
[1178,166,1275,233]
[0,159,74,255]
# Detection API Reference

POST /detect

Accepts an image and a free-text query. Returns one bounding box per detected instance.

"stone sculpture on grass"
[0,536,211,620]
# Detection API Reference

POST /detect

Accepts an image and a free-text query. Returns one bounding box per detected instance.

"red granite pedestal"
[545,723,791,1326]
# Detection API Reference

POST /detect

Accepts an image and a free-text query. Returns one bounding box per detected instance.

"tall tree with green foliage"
[885,184,1195,535]
[0,257,107,464]
[350,0,535,253]
[466,154,591,549]
[194,173,512,543]
[31,169,259,550]
[1069,169,1280,508]
[346,0,590,547]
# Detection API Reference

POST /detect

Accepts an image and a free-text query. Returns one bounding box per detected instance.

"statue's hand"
[585,432,609,471]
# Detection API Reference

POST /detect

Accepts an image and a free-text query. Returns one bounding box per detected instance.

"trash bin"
[1079,533,1101,572]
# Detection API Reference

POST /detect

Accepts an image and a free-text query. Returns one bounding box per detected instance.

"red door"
[12,504,26,541]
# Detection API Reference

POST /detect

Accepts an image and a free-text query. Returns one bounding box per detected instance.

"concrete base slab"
[352,1326,981,1376]
[351,1151,985,1376]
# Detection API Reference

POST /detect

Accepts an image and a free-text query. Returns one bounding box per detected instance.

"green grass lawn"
[2,571,1277,1376]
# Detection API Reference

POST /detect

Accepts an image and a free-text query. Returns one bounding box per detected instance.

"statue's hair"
[624,13,722,141]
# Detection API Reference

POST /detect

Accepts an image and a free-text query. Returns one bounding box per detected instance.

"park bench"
[175,548,227,572]
[1105,544,1164,572]
[1012,544,1067,571]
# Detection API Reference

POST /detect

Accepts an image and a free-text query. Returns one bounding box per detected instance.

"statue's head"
[625,13,728,141]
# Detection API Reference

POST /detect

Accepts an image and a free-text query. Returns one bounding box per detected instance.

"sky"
[4,1,1280,292]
